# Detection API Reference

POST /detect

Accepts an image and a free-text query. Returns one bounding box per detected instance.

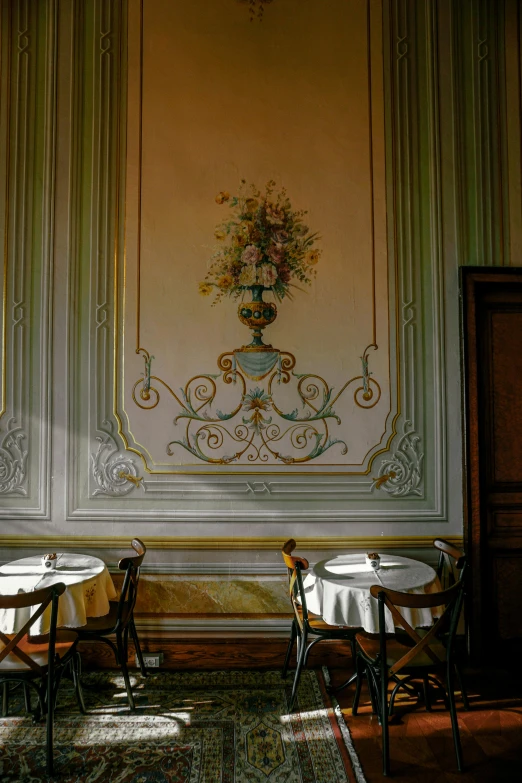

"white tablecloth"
[303,553,441,633]
[0,553,117,634]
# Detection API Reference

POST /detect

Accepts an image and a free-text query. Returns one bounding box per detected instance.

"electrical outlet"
[137,653,164,668]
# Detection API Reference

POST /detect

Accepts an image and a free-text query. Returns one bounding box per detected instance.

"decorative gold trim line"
[0,535,463,550]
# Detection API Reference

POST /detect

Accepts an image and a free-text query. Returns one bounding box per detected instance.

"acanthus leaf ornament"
[91,424,143,497]
[372,420,423,497]
[0,418,28,496]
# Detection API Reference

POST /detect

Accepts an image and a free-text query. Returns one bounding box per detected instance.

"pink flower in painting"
[259,263,278,287]
[267,242,286,265]
[273,229,289,243]
[241,244,262,265]
[278,263,291,283]
[265,204,285,226]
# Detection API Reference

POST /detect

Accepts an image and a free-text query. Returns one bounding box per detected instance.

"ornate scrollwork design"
[91,424,143,496]
[133,343,382,465]
[372,420,423,496]
[0,418,28,495]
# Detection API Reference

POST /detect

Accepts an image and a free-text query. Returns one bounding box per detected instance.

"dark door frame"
[461,266,522,663]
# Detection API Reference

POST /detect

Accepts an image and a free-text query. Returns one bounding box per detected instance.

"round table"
[0,553,117,634]
[303,553,441,633]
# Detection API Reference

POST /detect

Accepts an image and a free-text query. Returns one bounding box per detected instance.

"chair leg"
[130,618,148,677]
[123,624,130,659]
[282,620,297,679]
[116,631,136,711]
[71,652,87,714]
[388,678,403,716]
[23,682,31,713]
[288,631,307,713]
[352,655,364,716]
[380,669,390,776]
[455,663,470,710]
[447,661,464,772]
[46,667,55,775]
[366,666,379,716]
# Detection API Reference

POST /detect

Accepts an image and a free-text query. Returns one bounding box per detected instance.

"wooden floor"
[330,667,522,782]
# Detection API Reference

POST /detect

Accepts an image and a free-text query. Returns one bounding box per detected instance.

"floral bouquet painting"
[199,178,320,299]
[199,180,321,346]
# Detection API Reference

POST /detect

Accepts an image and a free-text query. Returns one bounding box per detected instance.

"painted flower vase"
[238,285,277,348]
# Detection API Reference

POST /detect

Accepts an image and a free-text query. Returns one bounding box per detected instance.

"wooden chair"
[354,581,466,776]
[0,583,82,775]
[433,539,467,587]
[72,539,148,710]
[281,539,361,712]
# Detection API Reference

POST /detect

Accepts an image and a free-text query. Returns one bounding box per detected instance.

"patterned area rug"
[0,669,365,782]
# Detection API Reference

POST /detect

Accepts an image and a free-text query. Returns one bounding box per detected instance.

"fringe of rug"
[322,666,367,783]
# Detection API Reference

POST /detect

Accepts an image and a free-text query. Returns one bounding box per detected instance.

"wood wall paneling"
[462,268,522,662]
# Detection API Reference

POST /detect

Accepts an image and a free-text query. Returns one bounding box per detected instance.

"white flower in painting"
[239,265,258,286]
[259,263,278,287]
[241,244,262,265]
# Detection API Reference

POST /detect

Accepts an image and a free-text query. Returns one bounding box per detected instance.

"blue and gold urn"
[238,285,277,348]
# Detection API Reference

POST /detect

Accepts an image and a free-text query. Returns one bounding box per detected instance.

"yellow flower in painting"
[198,282,213,296]
[215,191,230,204]
[245,198,258,212]
[217,274,234,290]
[307,249,321,265]
[239,265,258,286]
[232,232,247,247]
[215,229,226,241]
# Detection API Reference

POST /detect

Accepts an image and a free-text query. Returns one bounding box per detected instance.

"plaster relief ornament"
[199,180,321,349]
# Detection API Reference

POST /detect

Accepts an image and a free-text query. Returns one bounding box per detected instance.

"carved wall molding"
[0,0,56,516]
[57,0,513,527]
[61,0,464,522]
[452,0,508,267]
[91,424,143,497]
[0,418,28,495]
[372,420,423,497]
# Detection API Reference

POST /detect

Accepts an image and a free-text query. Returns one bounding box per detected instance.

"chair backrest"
[281,539,310,627]
[116,538,146,623]
[433,539,467,587]
[370,581,464,677]
[0,583,66,674]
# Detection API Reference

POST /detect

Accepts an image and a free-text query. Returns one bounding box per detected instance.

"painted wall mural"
[120,0,393,474]
[132,179,381,466]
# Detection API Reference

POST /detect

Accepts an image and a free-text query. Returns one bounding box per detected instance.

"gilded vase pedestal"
[237,285,277,348]
[235,284,279,380]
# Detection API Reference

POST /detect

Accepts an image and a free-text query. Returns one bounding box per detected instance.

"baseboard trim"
[135,617,292,636]
[78,635,353,671]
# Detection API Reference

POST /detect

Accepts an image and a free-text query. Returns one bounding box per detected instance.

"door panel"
[462,268,522,662]
[489,311,522,485]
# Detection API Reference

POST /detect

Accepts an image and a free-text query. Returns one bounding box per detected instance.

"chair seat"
[73,601,131,635]
[295,604,359,635]
[0,631,77,672]
[356,630,447,668]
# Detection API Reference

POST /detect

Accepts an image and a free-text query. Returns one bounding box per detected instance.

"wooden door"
[462,268,522,663]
